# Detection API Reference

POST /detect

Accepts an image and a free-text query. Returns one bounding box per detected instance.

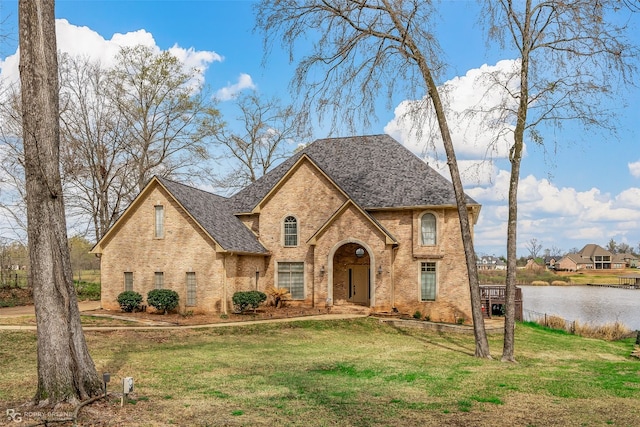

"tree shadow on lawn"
[388,324,476,357]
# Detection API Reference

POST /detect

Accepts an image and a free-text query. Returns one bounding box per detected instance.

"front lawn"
[1,318,638,426]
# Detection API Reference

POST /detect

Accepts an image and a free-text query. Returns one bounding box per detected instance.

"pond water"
[519,285,640,330]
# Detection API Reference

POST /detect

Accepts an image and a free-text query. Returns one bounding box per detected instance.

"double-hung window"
[154,272,164,289]
[124,272,133,291]
[420,262,437,301]
[277,262,304,299]
[283,216,298,247]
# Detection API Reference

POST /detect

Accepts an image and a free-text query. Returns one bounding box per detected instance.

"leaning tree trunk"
[19,0,102,405]
[419,60,492,358]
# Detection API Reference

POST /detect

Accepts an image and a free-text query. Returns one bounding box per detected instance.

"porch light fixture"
[320,265,325,274]
[378,265,383,275]
[355,248,365,258]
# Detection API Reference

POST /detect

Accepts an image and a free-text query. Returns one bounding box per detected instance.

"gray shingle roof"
[157,134,478,254]
[157,177,268,254]
[231,134,478,212]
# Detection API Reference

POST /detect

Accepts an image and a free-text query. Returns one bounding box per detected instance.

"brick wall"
[99,184,224,314]
[99,165,476,323]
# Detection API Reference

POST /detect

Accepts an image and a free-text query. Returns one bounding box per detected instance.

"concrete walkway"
[0,302,502,333]
[0,300,101,317]
[0,310,369,331]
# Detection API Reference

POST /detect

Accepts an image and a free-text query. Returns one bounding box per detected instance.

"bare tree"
[108,45,218,192]
[0,84,28,241]
[256,0,491,357]
[18,0,101,404]
[606,238,618,254]
[526,238,543,260]
[483,0,637,362]
[210,91,311,192]
[617,242,632,254]
[58,54,136,242]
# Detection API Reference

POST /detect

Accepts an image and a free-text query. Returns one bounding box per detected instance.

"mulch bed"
[85,305,333,326]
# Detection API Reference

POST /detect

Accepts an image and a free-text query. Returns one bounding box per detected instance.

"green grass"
[1,319,639,426]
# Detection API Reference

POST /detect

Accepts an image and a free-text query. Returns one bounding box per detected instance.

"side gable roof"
[231,134,479,213]
[156,177,268,255]
[93,177,268,255]
[561,253,591,265]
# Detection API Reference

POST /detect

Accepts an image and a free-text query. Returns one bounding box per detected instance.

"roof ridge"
[156,175,229,200]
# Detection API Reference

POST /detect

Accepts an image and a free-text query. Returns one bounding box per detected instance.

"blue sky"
[1,0,639,257]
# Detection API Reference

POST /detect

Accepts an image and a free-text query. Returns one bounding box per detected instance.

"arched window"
[420,213,436,245]
[283,216,298,247]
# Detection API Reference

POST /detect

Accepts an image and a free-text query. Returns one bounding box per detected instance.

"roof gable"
[250,154,349,214]
[231,134,479,213]
[307,200,398,246]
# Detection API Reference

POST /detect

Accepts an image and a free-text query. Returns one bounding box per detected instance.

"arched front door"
[330,242,372,306]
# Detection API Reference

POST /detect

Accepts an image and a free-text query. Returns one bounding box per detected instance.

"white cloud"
[629,160,640,178]
[0,19,221,88]
[214,73,257,101]
[385,59,521,171]
[469,171,640,255]
[386,58,640,256]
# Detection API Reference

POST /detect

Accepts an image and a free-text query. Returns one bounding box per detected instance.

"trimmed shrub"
[147,289,179,314]
[413,310,422,320]
[117,291,143,312]
[232,291,267,312]
[551,280,569,286]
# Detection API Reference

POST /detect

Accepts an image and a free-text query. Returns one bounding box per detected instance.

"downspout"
[391,245,399,310]
[222,255,228,315]
[311,247,315,308]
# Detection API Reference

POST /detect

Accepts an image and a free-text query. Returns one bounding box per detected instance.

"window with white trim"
[420,213,436,245]
[420,262,437,301]
[277,262,304,299]
[154,272,164,289]
[186,272,196,306]
[283,216,298,247]
[124,272,133,291]
[155,205,164,238]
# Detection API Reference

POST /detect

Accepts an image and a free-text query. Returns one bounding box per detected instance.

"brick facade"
[95,136,477,323]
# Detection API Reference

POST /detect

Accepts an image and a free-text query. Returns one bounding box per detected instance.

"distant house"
[613,253,638,268]
[91,134,481,322]
[543,256,558,270]
[476,255,506,271]
[557,244,626,271]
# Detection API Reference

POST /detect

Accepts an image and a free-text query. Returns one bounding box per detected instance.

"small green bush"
[117,291,143,312]
[413,310,422,320]
[232,291,267,312]
[147,289,179,314]
[75,280,101,300]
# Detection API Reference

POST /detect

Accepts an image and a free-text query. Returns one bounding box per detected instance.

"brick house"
[557,244,626,271]
[92,135,481,322]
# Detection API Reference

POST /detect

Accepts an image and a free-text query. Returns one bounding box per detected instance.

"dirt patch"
[87,305,333,326]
